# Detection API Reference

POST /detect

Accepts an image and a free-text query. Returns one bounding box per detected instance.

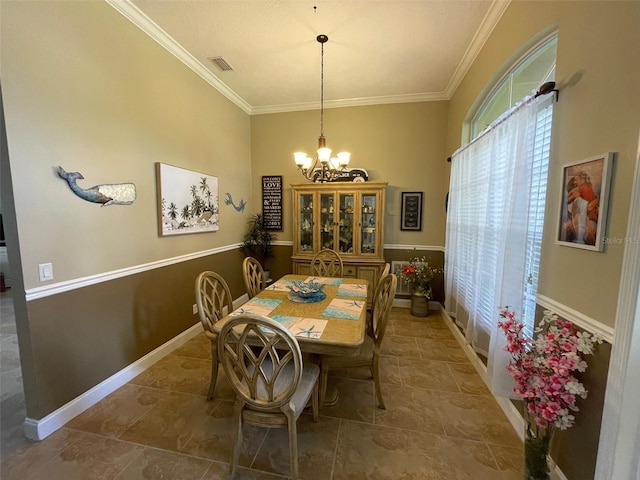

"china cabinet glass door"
[360,193,377,255]
[298,193,314,252]
[338,193,355,254]
[319,193,335,250]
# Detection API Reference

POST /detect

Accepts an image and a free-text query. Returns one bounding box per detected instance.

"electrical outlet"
[193,304,198,315]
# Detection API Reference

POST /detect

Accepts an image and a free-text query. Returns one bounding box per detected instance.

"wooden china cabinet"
[291,182,387,302]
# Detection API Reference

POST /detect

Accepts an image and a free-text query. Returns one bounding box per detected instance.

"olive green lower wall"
[506,305,612,480]
[24,249,247,419]
[265,245,294,283]
[550,330,611,480]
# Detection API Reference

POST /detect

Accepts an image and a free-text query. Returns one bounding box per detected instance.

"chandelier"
[294,34,350,183]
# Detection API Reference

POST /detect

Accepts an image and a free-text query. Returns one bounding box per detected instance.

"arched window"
[447,32,558,349]
[470,35,557,140]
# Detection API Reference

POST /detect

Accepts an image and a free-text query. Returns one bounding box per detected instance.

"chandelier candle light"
[294,34,351,183]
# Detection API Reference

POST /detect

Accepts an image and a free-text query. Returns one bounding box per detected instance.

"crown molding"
[106,0,252,114]
[445,0,511,98]
[251,92,449,116]
[108,0,506,116]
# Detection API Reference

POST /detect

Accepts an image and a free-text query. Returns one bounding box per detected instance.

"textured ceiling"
[123,0,509,114]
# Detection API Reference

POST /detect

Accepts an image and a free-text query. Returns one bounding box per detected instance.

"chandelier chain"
[294,33,354,183]
[320,40,324,137]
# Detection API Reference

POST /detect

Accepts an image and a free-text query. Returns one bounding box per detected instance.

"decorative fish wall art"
[224,192,246,212]
[57,166,136,206]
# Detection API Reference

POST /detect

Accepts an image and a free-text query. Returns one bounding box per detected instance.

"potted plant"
[241,213,275,278]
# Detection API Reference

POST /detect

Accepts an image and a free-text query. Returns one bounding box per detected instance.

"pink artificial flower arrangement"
[497,308,602,430]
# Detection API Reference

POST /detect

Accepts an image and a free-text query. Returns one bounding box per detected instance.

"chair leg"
[311,379,319,422]
[208,342,219,400]
[287,413,299,480]
[229,401,244,477]
[372,354,385,409]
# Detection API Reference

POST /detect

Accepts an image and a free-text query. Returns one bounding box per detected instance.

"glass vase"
[524,410,554,480]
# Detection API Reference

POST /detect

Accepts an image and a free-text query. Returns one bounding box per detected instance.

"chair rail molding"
[535,293,614,344]
[25,244,242,301]
[384,243,445,252]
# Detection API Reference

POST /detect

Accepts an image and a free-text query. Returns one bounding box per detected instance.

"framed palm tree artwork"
[156,163,219,236]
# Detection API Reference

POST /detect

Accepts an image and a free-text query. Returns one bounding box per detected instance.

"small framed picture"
[401,192,423,231]
[556,152,614,251]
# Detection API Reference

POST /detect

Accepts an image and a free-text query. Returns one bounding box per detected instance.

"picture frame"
[156,163,219,236]
[401,191,423,231]
[556,152,614,251]
[262,175,283,231]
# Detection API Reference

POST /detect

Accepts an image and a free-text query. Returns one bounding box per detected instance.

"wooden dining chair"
[321,273,397,409]
[242,256,265,298]
[195,271,234,400]
[366,262,391,321]
[310,248,344,277]
[380,262,391,280]
[218,313,319,480]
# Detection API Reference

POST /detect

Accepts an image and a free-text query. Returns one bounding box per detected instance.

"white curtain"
[445,95,553,397]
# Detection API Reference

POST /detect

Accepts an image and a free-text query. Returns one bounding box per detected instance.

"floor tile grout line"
[64,424,235,469]
[329,418,342,480]
[2,308,524,478]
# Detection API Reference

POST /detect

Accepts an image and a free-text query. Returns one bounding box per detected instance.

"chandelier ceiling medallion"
[294,35,367,183]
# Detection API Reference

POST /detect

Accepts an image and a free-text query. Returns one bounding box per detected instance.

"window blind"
[445,94,554,395]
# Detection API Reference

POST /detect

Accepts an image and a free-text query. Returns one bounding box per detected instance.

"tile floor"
[1,304,523,479]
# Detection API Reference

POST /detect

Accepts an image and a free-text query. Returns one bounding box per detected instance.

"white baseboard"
[23,322,202,441]
[437,304,568,480]
[23,294,250,441]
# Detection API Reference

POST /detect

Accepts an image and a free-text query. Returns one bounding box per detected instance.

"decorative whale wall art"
[57,166,136,206]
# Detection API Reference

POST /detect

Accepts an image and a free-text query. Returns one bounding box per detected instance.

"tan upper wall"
[250,102,449,247]
[447,1,640,328]
[1,1,253,289]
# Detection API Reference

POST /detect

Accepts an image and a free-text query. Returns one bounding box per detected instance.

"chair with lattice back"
[242,256,265,298]
[219,313,319,479]
[321,273,397,409]
[366,263,390,321]
[310,249,344,277]
[195,271,234,400]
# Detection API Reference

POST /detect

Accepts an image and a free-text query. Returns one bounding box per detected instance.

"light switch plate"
[39,263,53,282]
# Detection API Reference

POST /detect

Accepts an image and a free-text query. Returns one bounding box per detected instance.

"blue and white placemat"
[322,298,365,320]
[265,278,296,292]
[271,315,328,339]
[230,298,282,317]
[337,283,367,298]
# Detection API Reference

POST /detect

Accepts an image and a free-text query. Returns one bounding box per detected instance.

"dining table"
[214,274,368,356]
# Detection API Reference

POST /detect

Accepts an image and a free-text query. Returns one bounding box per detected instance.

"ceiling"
[116,0,510,115]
